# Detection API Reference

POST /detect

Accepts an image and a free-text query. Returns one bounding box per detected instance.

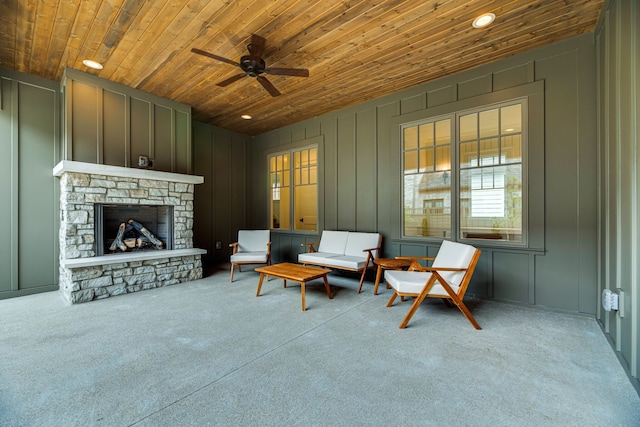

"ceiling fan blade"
[216,73,247,87]
[256,75,281,97]
[264,67,309,77]
[248,34,266,61]
[191,48,239,66]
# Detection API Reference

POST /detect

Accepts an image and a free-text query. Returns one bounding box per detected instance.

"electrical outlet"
[602,289,619,311]
[215,241,222,250]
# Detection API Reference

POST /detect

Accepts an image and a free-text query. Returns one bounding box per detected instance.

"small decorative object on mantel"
[138,155,150,167]
[109,219,163,252]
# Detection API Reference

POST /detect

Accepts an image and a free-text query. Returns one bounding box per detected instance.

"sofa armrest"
[361,246,380,253]
[361,247,377,260]
[301,241,320,253]
[362,243,383,267]
[229,242,239,254]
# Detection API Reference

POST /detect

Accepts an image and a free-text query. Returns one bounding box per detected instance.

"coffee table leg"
[323,275,332,299]
[256,273,265,297]
[300,281,306,311]
[373,265,384,295]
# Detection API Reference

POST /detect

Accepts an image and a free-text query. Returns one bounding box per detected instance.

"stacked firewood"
[109,219,164,252]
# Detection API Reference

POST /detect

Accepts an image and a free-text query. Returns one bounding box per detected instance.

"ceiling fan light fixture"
[82,59,103,70]
[472,13,496,29]
[241,114,252,120]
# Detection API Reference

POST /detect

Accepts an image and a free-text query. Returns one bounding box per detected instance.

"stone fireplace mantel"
[53,160,206,303]
[53,160,204,184]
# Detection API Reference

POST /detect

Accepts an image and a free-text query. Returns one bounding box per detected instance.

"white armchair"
[229,230,272,283]
[385,240,482,329]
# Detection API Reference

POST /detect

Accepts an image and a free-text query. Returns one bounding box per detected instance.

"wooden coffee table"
[255,263,333,311]
[358,257,413,295]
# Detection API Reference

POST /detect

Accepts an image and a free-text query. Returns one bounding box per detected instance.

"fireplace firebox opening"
[94,204,174,256]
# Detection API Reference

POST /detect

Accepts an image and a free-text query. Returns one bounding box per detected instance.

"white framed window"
[403,117,452,238]
[402,99,526,244]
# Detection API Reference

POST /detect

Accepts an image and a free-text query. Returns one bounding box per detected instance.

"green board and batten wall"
[0,67,197,298]
[192,122,251,265]
[247,33,598,315]
[62,68,192,173]
[596,0,640,389]
[0,70,60,297]
[0,37,600,314]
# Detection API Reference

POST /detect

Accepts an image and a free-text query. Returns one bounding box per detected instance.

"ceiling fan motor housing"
[240,55,266,77]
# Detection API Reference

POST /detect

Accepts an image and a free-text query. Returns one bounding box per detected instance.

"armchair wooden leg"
[458,303,481,330]
[386,291,398,307]
[444,294,482,330]
[449,294,481,330]
[398,292,429,329]
[230,264,235,283]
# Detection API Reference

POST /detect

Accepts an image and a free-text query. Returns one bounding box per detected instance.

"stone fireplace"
[53,160,206,304]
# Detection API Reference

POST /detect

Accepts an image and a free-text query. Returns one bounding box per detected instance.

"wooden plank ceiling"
[0,0,603,136]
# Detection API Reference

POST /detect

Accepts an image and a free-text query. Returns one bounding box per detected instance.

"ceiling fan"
[191,34,309,97]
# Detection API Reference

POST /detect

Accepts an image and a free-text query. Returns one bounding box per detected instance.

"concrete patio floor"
[1,265,639,426]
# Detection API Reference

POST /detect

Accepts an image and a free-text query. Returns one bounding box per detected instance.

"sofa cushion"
[298,252,341,265]
[299,253,368,271]
[317,230,349,254]
[324,255,369,270]
[231,251,269,263]
[344,232,381,257]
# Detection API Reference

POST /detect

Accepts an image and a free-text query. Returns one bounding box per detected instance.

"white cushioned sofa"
[298,230,382,291]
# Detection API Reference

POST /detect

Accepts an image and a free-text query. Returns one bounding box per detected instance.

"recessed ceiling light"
[472,13,496,29]
[241,114,252,120]
[82,59,103,70]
